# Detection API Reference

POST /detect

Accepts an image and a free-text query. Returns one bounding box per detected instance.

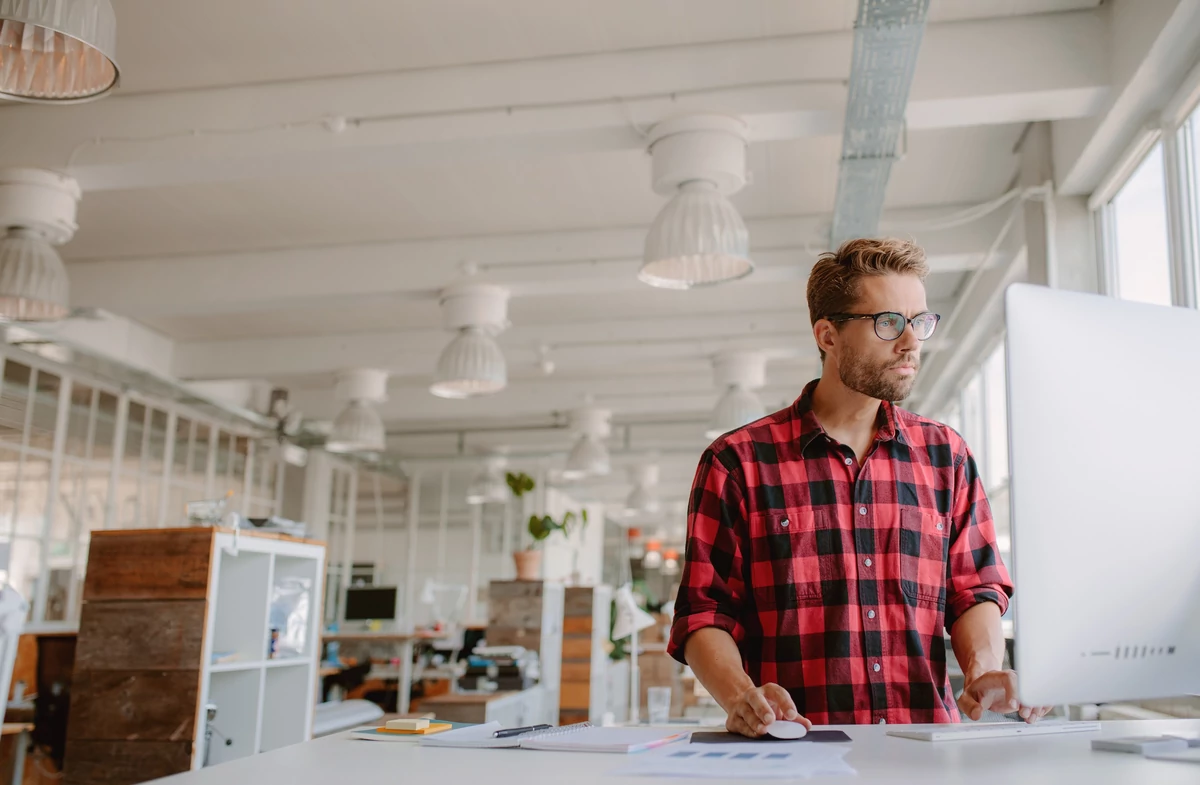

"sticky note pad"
[387,718,430,731]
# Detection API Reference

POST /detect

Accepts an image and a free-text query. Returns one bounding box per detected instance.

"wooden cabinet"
[64,528,325,785]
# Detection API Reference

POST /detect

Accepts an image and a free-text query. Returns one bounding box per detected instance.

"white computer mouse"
[764,720,808,740]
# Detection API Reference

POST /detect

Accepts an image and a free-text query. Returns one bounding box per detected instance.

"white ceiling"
[0,0,1123,514]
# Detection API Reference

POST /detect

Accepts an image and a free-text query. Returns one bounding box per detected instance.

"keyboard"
[887,721,1102,742]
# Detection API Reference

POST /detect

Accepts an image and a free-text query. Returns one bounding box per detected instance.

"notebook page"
[417,721,520,748]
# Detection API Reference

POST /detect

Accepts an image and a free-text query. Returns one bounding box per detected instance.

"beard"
[839,346,920,402]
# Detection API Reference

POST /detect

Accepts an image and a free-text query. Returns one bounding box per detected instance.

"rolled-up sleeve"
[944,448,1014,633]
[667,447,748,665]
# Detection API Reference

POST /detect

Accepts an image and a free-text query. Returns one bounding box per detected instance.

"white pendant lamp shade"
[706,385,766,440]
[0,227,68,320]
[431,283,510,399]
[326,400,385,454]
[326,368,388,454]
[0,0,119,103]
[430,326,507,399]
[641,114,753,290]
[562,404,612,480]
[0,168,81,321]
[706,351,768,439]
[640,180,752,290]
[624,463,660,516]
[466,457,508,505]
[563,434,609,479]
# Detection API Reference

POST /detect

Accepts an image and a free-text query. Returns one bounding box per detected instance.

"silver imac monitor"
[1005,282,1200,707]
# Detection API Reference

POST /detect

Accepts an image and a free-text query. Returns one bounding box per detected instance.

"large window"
[1110,143,1173,305]
[0,351,281,624]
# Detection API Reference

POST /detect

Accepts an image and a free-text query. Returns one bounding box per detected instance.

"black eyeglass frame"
[824,311,942,341]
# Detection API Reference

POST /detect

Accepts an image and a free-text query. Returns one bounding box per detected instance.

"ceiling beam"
[68,206,1002,319]
[0,12,1107,191]
[1054,0,1200,195]
[173,300,951,382]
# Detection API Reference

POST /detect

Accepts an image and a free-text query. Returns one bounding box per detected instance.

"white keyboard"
[887,721,1102,742]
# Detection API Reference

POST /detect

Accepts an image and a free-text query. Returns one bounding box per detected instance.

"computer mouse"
[764,720,808,740]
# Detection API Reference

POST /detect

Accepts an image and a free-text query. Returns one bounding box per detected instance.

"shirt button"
[873,663,881,673]
[780,518,789,528]
[844,458,852,466]
[868,610,876,619]
[864,558,872,567]
[858,506,867,516]
[936,522,944,531]
[878,719,887,725]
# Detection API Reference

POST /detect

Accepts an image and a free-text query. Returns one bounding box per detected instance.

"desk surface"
[151,719,1200,784]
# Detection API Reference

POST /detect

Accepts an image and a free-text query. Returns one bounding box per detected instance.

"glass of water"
[647,686,672,724]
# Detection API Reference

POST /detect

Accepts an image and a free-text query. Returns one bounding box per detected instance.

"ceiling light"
[705,351,768,439]
[466,455,508,505]
[0,168,81,321]
[0,0,120,103]
[624,463,661,516]
[564,435,609,479]
[562,404,611,480]
[430,283,510,399]
[641,181,752,290]
[641,114,753,289]
[326,369,388,454]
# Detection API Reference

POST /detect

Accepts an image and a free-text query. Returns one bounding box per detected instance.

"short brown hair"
[807,238,929,361]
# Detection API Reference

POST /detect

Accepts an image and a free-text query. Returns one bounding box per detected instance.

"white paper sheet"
[608,743,857,779]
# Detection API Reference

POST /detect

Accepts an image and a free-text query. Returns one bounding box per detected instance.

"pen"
[493,724,551,738]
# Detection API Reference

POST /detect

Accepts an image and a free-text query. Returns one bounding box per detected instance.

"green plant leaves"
[506,471,535,497]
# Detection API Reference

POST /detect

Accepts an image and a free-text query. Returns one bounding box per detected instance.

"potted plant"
[506,471,589,580]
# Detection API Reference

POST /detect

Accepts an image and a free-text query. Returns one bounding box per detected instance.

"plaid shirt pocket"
[748,508,835,609]
[899,507,951,606]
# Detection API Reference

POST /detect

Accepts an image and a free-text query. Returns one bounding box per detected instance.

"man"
[668,238,1049,736]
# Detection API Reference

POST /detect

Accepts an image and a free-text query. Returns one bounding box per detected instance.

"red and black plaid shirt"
[668,380,1013,725]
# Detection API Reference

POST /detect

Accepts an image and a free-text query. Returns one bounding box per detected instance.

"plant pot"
[513,549,542,581]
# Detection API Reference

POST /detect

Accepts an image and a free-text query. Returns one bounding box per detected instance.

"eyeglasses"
[826,311,942,341]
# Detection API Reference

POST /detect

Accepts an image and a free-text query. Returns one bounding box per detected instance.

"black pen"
[493,724,551,738]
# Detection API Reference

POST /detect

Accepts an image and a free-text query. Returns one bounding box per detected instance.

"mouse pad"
[690,730,852,744]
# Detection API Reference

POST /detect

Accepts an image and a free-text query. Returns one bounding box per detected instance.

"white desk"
[150,720,1200,784]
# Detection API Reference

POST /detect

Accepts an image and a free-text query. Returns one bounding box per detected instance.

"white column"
[337,469,358,626]
[436,470,449,577]
[403,472,422,628]
[500,497,514,578]
[33,374,72,622]
[466,502,483,622]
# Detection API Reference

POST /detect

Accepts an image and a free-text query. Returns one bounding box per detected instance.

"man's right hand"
[724,683,813,737]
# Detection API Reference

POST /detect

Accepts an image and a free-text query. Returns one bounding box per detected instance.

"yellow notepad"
[375,723,452,735]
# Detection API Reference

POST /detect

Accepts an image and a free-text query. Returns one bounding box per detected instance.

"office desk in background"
[149,719,1200,785]
[321,630,459,714]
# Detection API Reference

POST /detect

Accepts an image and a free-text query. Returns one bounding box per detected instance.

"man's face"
[827,274,929,402]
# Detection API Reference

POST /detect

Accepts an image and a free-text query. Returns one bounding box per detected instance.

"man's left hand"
[958,670,1054,724]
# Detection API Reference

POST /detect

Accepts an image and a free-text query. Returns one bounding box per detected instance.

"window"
[0,352,280,623]
[1111,143,1173,305]
[982,344,1009,491]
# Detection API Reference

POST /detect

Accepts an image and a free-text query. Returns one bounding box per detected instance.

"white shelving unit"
[198,531,325,768]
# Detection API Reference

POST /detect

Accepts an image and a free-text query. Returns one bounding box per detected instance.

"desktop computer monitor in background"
[344,586,398,622]
[1005,283,1200,707]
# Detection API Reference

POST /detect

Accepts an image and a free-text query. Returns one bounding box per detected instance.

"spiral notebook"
[418,721,688,753]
